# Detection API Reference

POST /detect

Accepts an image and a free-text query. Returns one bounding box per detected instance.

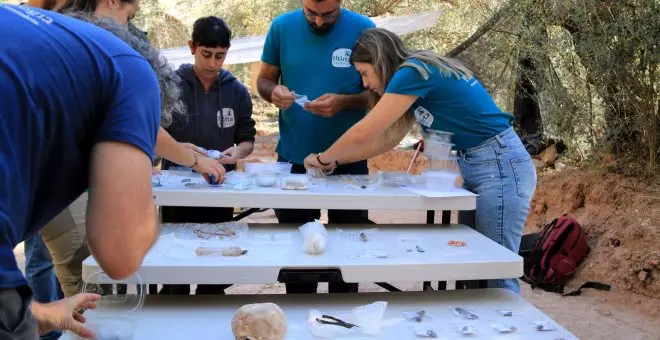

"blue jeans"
[25,234,63,340]
[457,127,537,293]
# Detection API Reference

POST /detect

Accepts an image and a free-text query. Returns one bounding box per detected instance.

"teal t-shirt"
[261,8,375,164]
[385,58,513,150]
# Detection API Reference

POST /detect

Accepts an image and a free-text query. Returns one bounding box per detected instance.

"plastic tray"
[74,271,145,340]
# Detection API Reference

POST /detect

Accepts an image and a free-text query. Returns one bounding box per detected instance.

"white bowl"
[255,172,279,187]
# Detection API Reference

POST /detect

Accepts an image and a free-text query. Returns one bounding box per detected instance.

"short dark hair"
[191,16,231,48]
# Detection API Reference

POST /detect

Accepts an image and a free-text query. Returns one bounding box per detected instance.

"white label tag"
[414,106,434,127]
[332,48,352,68]
[217,108,235,128]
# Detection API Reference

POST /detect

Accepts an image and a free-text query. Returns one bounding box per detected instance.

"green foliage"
[132,0,657,173]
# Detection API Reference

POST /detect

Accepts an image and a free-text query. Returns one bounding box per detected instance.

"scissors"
[315,315,360,329]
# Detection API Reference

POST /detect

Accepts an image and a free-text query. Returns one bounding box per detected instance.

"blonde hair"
[351,28,474,147]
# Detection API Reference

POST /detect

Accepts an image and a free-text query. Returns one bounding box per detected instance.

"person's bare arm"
[86,141,157,280]
[155,127,225,181]
[331,116,413,164]
[154,127,195,166]
[257,63,280,103]
[257,63,295,109]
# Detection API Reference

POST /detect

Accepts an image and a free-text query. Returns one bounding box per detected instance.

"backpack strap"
[561,281,612,297]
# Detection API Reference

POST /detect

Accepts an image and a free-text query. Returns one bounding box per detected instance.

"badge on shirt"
[217,108,235,128]
[331,48,352,68]
[414,106,434,128]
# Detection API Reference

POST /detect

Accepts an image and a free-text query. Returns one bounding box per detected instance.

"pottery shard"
[540,144,558,165]
[638,270,649,282]
[232,303,287,340]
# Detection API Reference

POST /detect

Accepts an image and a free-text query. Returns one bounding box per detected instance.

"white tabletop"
[82,224,522,284]
[152,171,477,211]
[61,289,577,340]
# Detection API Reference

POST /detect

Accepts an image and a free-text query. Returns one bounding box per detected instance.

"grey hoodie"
[163,64,256,170]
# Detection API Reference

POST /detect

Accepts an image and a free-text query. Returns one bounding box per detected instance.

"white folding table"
[61,289,577,339]
[83,224,522,285]
[151,171,477,216]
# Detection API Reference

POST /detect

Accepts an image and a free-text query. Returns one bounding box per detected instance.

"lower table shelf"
[61,288,577,339]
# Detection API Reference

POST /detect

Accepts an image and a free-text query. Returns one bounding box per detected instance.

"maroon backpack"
[522,214,610,296]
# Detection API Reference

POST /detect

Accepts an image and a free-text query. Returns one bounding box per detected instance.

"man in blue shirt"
[257,0,375,294]
[1,5,162,338]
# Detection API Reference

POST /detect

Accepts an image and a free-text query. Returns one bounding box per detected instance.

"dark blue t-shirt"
[261,9,375,164]
[385,58,513,150]
[0,5,160,288]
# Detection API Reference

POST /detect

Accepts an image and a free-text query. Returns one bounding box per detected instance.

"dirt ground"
[13,129,660,339]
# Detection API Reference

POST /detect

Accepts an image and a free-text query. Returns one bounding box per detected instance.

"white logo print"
[414,106,434,128]
[217,108,235,128]
[331,48,352,68]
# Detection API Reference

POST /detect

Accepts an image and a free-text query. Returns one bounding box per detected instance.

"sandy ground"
[15,208,660,339]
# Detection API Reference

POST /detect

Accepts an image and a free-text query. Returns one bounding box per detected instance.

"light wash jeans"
[457,127,537,293]
[24,234,63,340]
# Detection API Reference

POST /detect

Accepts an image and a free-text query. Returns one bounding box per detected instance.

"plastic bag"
[533,321,557,331]
[295,94,311,107]
[307,301,388,338]
[490,323,516,333]
[413,326,437,338]
[299,220,328,255]
[452,307,479,320]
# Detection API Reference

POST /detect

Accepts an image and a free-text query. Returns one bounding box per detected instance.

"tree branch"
[446,0,520,58]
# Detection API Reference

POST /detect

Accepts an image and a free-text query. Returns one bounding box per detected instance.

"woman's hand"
[32,293,101,339]
[193,155,226,184]
[304,153,335,173]
[180,143,207,156]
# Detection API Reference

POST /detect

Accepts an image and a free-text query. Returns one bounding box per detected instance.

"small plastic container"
[244,162,292,176]
[280,174,309,190]
[423,129,454,143]
[380,171,417,187]
[224,171,253,190]
[428,156,459,173]
[255,171,279,187]
[424,141,454,160]
[74,270,145,340]
[424,170,459,191]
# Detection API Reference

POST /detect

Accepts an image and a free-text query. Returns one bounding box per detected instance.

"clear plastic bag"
[307,301,388,338]
[413,326,438,338]
[299,220,328,255]
[496,308,513,317]
[337,228,379,243]
[452,307,479,320]
[533,321,557,331]
[490,323,516,333]
[452,325,478,336]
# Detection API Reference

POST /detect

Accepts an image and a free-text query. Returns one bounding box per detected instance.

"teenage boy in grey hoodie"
[160,16,256,295]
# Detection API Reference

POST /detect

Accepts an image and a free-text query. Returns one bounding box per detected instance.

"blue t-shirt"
[261,8,375,164]
[0,5,160,289]
[385,58,513,150]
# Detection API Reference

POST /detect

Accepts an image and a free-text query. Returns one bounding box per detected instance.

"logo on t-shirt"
[414,106,434,128]
[217,108,235,128]
[332,48,352,68]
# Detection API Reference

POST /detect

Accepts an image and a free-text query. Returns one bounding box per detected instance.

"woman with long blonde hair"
[305,28,537,293]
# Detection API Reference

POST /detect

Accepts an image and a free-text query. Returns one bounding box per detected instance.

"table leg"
[375,282,401,292]
[446,281,456,290]
[442,211,451,224]
[423,281,433,291]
